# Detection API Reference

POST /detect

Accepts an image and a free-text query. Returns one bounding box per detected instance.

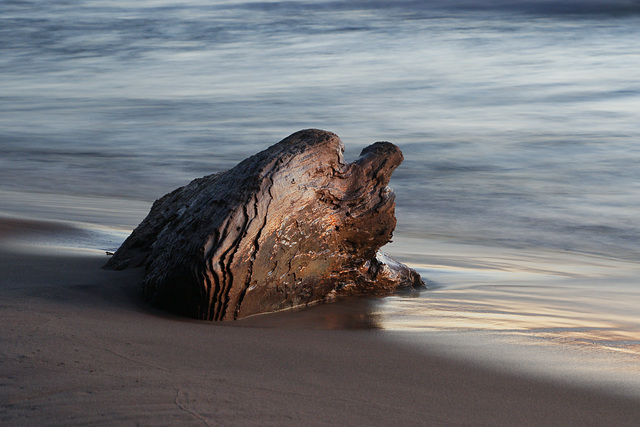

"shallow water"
[2,0,640,387]
[2,0,640,258]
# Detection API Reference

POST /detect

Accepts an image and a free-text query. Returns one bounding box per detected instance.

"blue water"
[2,0,640,378]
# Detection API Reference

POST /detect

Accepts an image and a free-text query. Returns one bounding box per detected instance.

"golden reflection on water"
[377,289,640,357]
[374,240,640,358]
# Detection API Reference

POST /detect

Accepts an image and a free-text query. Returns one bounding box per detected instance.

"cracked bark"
[104,129,424,320]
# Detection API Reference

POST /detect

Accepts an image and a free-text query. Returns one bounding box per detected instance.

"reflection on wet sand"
[365,237,640,356]
[377,285,640,357]
[235,297,383,330]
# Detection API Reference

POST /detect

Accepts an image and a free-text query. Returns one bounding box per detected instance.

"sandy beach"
[2,217,639,426]
[3,0,640,424]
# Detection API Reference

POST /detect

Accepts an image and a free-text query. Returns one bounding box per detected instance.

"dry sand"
[2,218,640,426]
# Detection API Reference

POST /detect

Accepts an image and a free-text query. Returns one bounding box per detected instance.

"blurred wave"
[1,0,639,260]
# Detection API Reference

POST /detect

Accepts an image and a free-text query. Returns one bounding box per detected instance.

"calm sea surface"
[2,0,640,389]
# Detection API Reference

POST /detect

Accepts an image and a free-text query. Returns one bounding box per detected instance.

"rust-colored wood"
[105,129,423,320]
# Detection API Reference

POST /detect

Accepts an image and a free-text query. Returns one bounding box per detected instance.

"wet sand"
[2,218,640,426]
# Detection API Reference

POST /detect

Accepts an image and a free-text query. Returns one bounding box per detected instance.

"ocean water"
[2,0,640,388]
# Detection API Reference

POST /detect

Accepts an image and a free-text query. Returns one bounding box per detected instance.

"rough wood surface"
[105,129,424,320]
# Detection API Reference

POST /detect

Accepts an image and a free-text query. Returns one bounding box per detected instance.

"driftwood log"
[105,129,424,320]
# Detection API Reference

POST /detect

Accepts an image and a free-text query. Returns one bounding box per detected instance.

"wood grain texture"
[105,129,423,320]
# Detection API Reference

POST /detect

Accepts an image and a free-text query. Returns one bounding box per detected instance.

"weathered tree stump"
[105,129,423,320]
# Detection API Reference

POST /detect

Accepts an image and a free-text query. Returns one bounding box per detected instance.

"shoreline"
[2,216,640,425]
